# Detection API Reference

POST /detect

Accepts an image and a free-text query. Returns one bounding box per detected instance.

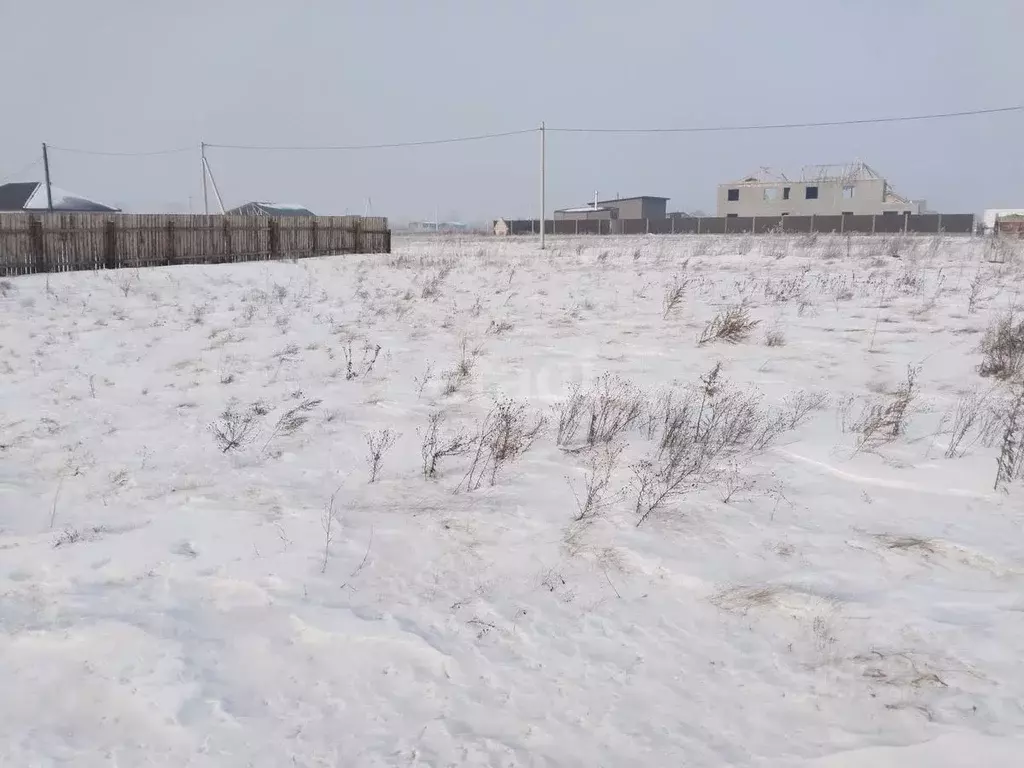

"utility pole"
[539,121,546,250]
[203,155,226,214]
[41,142,54,212]
[201,142,209,214]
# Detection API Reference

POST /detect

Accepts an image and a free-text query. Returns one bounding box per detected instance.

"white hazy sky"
[1,0,1020,220]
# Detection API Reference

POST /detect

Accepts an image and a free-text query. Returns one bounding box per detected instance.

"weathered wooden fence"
[0,213,391,276]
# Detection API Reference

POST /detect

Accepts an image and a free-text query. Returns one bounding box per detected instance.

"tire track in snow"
[775,448,997,501]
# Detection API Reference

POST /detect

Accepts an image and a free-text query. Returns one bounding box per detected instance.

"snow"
[23,183,118,212]
[1,234,1023,766]
[256,202,313,212]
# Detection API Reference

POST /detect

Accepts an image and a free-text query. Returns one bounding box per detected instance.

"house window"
[882,210,898,216]
[726,213,738,218]
[727,188,739,201]
[782,187,791,200]
[763,187,783,202]
[780,212,789,216]
[805,186,819,200]
[843,185,855,199]
[842,212,853,216]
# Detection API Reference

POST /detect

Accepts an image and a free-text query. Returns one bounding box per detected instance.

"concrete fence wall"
[496,213,975,237]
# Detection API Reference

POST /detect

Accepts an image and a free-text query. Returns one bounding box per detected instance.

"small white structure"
[493,218,509,236]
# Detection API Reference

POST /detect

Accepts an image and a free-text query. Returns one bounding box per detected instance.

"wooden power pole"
[41,142,54,212]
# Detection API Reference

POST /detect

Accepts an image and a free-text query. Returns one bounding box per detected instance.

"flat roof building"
[555,195,669,221]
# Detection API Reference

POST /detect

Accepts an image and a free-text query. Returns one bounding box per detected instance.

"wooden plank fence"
[0,213,391,276]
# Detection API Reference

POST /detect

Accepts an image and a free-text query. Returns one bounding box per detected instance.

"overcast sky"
[1,0,1020,220]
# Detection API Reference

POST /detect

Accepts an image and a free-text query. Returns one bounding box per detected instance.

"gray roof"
[597,196,670,204]
[226,201,316,217]
[0,182,120,212]
[0,182,40,211]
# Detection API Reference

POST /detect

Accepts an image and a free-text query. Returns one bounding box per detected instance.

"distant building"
[553,205,615,221]
[982,209,1024,235]
[405,220,470,233]
[226,202,315,217]
[555,195,669,221]
[997,216,1024,236]
[0,181,120,212]
[717,162,924,218]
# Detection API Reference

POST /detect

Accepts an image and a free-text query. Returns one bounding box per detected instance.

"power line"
[46,145,195,157]
[1,157,42,185]
[205,128,537,151]
[548,104,1024,134]
[34,104,1022,158]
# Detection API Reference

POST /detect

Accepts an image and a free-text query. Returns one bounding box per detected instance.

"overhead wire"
[206,128,537,151]
[26,104,1023,158]
[547,105,1024,134]
[46,145,196,157]
[1,157,42,185]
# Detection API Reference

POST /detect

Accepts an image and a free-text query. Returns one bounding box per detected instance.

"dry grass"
[851,365,921,450]
[873,533,938,554]
[978,310,1024,381]
[699,304,759,345]
[459,399,546,492]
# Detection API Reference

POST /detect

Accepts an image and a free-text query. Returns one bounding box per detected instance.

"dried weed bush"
[851,365,921,450]
[568,443,623,521]
[554,375,645,449]
[459,399,546,491]
[978,311,1024,381]
[420,411,475,479]
[994,384,1024,492]
[365,428,400,483]
[210,401,260,453]
[699,304,759,345]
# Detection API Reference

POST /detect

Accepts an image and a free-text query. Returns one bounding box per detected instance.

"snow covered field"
[2,233,1023,766]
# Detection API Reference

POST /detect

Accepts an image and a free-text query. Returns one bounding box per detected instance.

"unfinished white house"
[716,162,925,218]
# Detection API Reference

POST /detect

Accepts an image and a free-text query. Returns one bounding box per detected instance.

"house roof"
[557,206,613,213]
[226,201,316,217]
[596,196,669,204]
[0,182,120,212]
[726,161,887,186]
[0,182,41,211]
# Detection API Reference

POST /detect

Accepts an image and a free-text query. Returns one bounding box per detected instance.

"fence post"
[268,219,279,259]
[810,215,816,234]
[351,218,360,253]
[222,219,233,263]
[937,213,943,234]
[840,214,845,234]
[310,219,319,257]
[102,219,117,269]
[871,215,876,234]
[29,216,45,274]
[697,217,702,235]
[165,219,175,266]
[903,213,909,235]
